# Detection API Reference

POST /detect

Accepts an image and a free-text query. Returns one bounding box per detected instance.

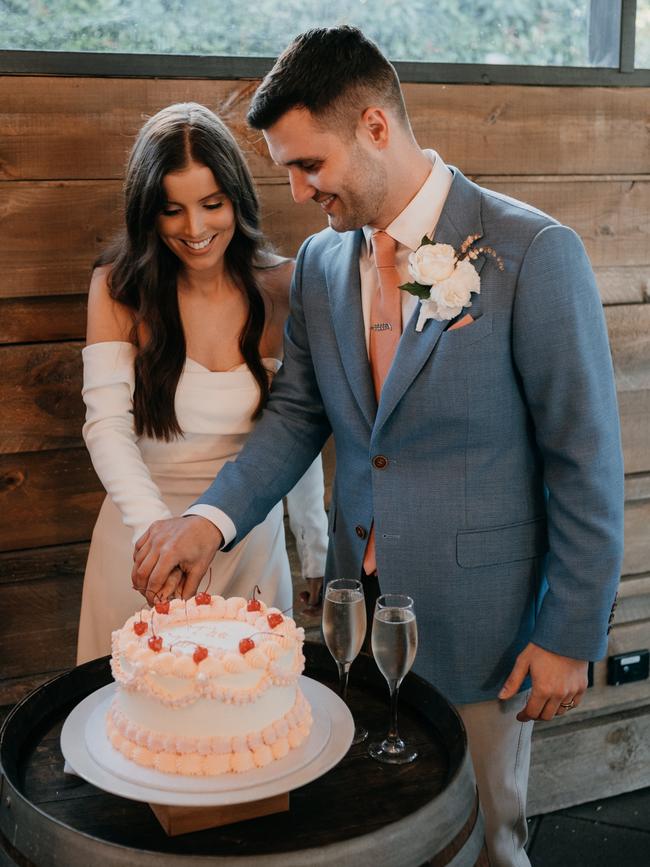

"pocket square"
[447,313,474,331]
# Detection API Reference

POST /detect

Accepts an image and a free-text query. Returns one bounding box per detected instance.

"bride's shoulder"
[86,264,137,345]
[255,253,295,302]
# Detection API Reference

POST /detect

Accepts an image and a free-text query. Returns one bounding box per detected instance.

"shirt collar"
[362,149,453,254]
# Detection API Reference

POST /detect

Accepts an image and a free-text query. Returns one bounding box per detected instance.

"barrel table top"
[0,642,485,866]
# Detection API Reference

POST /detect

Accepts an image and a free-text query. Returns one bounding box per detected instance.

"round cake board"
[60,676,353,808]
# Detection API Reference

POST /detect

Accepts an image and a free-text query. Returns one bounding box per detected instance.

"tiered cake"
[106,594,312,775]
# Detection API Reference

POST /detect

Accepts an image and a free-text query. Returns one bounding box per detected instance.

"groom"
[133,26,624,865]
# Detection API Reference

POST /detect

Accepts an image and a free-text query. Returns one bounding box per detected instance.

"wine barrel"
[0,643,487,867]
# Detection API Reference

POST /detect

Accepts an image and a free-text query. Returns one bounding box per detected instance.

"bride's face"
[156,160,236,275]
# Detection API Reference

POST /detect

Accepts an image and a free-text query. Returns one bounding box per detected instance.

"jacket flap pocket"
[456,517,548,569]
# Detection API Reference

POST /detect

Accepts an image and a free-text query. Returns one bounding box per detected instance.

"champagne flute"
[369,594,418,764]
[322,578,368,744]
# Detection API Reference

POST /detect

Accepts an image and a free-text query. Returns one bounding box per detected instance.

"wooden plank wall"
[1,77,649,808]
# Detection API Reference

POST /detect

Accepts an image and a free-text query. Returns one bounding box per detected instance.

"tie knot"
[371,230,397,269]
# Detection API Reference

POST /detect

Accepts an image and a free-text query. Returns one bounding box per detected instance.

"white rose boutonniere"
[401,234,504,332]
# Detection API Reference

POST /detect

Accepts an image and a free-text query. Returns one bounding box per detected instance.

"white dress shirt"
[188,150,452,550]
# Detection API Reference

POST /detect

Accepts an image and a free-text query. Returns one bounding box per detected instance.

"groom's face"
[263,107,387,232]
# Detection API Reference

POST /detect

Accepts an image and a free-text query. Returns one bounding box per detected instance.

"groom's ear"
[359,107,390,149]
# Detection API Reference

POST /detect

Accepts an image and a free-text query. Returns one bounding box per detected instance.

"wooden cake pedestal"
[149,792,290,836]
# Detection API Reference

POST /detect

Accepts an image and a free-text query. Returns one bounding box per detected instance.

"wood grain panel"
[528,702,650,815]
[597,266,650,306]
[0,573,82,680]
[3,77,649,180]
[0,77,265,181]
[476,176,650,268]
[0,670,69,708]
[619,390,650,475]
[0,448,103,552]
[0,180,327,297]
[0,541,89,586]
[0,181,121,297]
[3,177,648,297]
[606,303,650,392]
[0,294,87,343]
[0,342,85,454]
[622,496,650,577]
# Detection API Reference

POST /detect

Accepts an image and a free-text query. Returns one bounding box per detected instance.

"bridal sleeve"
[285,454,328,579]
[81,341,173,543]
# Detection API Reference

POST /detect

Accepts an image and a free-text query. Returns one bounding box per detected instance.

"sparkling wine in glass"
[369,594,418,764]
[322,578,368,744]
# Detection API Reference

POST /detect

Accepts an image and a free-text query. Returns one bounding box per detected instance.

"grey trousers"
[456,691,533,867]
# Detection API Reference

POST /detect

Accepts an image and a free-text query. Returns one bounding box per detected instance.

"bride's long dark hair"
[98,102,269,440]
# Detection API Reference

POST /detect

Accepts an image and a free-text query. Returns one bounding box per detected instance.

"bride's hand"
[299,576,323,616]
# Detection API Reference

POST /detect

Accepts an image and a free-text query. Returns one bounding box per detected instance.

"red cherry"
[247,598,261,612]
[195,592,211,606]
[267,612,284,629]
[239,637,255,654]
[193,645,208,664]
[133,620,147,636]
[155,600,170,614]
[148,636,163,652]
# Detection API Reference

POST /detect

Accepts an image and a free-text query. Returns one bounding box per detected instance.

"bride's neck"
[177,263,234,299]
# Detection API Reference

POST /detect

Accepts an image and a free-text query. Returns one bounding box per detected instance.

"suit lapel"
[375,169,485,432]
[324,230,377,428]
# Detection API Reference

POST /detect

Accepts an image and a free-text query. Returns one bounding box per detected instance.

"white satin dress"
[76,342,328,663]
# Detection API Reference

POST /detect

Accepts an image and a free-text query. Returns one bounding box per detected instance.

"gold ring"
[560,700,576,709]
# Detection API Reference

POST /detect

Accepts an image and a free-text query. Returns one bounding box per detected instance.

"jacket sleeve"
[512,224,624,661]
[286,454,328,578]
[82,341,173,543]
[194,235,332,547]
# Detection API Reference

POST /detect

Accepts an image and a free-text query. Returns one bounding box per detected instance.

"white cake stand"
[60,676,354,807]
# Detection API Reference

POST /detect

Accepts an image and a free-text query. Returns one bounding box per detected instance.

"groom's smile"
[263,106,388,233]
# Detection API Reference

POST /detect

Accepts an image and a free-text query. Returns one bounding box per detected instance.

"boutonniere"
[401,234,504,332]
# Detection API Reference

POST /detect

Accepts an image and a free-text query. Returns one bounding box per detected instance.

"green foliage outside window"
[2,0,605,67]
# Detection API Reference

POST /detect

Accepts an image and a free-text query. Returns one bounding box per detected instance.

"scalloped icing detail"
[105,689,313,776]
[110,595,303,706]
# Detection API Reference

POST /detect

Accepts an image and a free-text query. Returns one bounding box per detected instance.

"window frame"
[0,0,647,84]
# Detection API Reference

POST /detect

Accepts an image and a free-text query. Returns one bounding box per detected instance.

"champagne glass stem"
[387,682,401,743]
[337,662,351,703]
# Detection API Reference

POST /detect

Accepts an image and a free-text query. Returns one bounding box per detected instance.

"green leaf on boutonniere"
[400,281,431,300]
[419,235,435,247]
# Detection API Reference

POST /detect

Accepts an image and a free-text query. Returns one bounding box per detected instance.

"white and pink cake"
[106,594,312,775]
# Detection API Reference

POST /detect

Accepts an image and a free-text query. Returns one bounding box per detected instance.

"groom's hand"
[498,641,588,722]
[132,516,223,605]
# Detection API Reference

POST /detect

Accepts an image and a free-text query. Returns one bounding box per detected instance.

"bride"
[76,103,327,663]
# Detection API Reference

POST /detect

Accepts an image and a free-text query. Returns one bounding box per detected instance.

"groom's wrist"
[183,504,236,547]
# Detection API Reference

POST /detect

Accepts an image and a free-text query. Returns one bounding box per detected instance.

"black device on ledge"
[606,649,650,686]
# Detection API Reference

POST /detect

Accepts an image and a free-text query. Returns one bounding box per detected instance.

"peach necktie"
[363,230,403,575]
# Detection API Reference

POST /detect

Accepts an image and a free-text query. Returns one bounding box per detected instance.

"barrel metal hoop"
[446,801,486,867]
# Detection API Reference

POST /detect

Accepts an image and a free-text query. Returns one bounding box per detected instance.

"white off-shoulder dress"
[76,341,328,663]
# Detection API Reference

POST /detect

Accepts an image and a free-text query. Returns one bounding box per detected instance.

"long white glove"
[285,456,328,579]
[82,341,173,543]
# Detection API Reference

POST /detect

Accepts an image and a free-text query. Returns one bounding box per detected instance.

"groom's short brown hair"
[247,26,409,135]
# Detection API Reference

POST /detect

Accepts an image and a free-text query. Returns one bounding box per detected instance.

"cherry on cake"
[106,595,312,775]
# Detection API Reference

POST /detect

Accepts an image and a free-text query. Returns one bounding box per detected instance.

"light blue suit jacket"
[197,168,624,703]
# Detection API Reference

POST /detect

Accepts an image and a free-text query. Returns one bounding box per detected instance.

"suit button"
[372,455,388,469]
[355,525,367,539]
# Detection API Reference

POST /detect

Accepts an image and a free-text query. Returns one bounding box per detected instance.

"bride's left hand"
[299,576,323,616]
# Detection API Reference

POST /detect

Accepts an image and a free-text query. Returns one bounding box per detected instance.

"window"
[0,0,626,67]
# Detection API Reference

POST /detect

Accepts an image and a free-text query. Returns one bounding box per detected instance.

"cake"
[106,594,312,775]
